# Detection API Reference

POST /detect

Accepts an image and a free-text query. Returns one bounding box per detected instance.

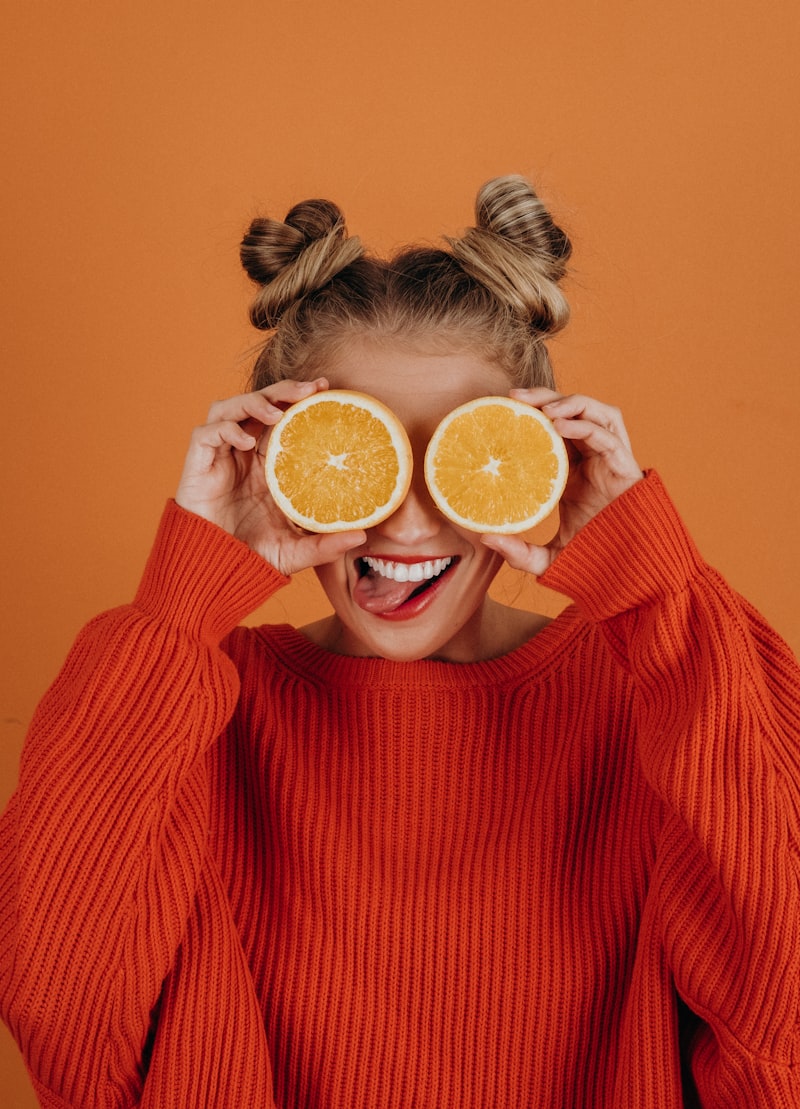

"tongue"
[352,571,423,615]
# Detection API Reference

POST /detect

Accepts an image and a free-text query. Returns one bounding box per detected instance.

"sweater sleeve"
[539,472,800,1103]
[0,501,288,1106]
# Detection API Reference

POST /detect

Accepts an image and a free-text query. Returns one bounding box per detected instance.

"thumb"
[281,529,366,575]
[311,530,367,566]
[481,534,554,578]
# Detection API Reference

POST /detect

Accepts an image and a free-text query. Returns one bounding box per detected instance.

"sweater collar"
[253,607,586,690]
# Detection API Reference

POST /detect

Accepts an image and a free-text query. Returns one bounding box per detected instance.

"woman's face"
[307,337,515,663]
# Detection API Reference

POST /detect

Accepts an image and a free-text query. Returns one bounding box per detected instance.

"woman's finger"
[511,388,634,455]
[509,386,563,408]
[206,393,280,428]
[206,378,328,427]
[540,394,633,453]
[268,528,367,577]
[480,533,553,578]
[552,417,629,459]
[187,419,258,459]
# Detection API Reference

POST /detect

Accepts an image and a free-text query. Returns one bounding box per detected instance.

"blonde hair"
[240,176,572,390]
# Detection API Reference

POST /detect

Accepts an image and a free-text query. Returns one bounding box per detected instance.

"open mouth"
[361,555,453,583]
[353,555,459,616]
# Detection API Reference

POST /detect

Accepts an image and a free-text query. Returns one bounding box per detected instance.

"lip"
[352,553,460,622]
[358,554,455,563]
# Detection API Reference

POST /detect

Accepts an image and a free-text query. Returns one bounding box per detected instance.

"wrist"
[539,471,703,620]
[134,501,289,644]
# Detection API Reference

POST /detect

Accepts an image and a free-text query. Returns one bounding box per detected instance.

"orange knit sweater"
[2,472,799,1108]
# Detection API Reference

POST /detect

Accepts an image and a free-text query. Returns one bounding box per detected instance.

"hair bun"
[448,175,572,335]
[240,199,363,329]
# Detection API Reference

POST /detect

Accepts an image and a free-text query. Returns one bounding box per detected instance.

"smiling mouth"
[353,555,458,616]
[360,555,453,583]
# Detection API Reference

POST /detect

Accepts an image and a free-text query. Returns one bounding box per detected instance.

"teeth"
[362,556,453,582]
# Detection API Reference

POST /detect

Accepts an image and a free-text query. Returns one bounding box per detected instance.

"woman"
[2,176,798,1107]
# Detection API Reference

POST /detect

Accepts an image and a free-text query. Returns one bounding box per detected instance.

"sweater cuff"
[538,471,705,622]
[133,500,289,644]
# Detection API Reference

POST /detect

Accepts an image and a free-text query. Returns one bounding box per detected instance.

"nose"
[373,469,443,545]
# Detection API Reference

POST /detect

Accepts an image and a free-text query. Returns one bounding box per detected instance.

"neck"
[300,599,550,663]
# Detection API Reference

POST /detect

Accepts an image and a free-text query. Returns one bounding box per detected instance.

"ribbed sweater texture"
[1,472,799,1108]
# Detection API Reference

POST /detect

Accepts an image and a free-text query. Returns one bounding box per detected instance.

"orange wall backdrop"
[2,1,798,1101]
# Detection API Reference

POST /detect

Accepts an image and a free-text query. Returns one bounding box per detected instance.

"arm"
[539,474,800,1100]
[0,379,364,1105]
[0,503,285,1105]
[486,391,800,1099]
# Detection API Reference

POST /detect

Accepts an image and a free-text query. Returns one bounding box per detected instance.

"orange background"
[2,1,798,1101]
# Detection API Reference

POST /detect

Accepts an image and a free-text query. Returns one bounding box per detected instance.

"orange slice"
[424,396,569,533]
[265,389,413,532]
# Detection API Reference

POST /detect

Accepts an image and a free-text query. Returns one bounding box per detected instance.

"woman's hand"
[481,388,644,577]
[175,378,366,576]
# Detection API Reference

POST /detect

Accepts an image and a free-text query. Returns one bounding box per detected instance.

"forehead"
[320,338,511,431]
